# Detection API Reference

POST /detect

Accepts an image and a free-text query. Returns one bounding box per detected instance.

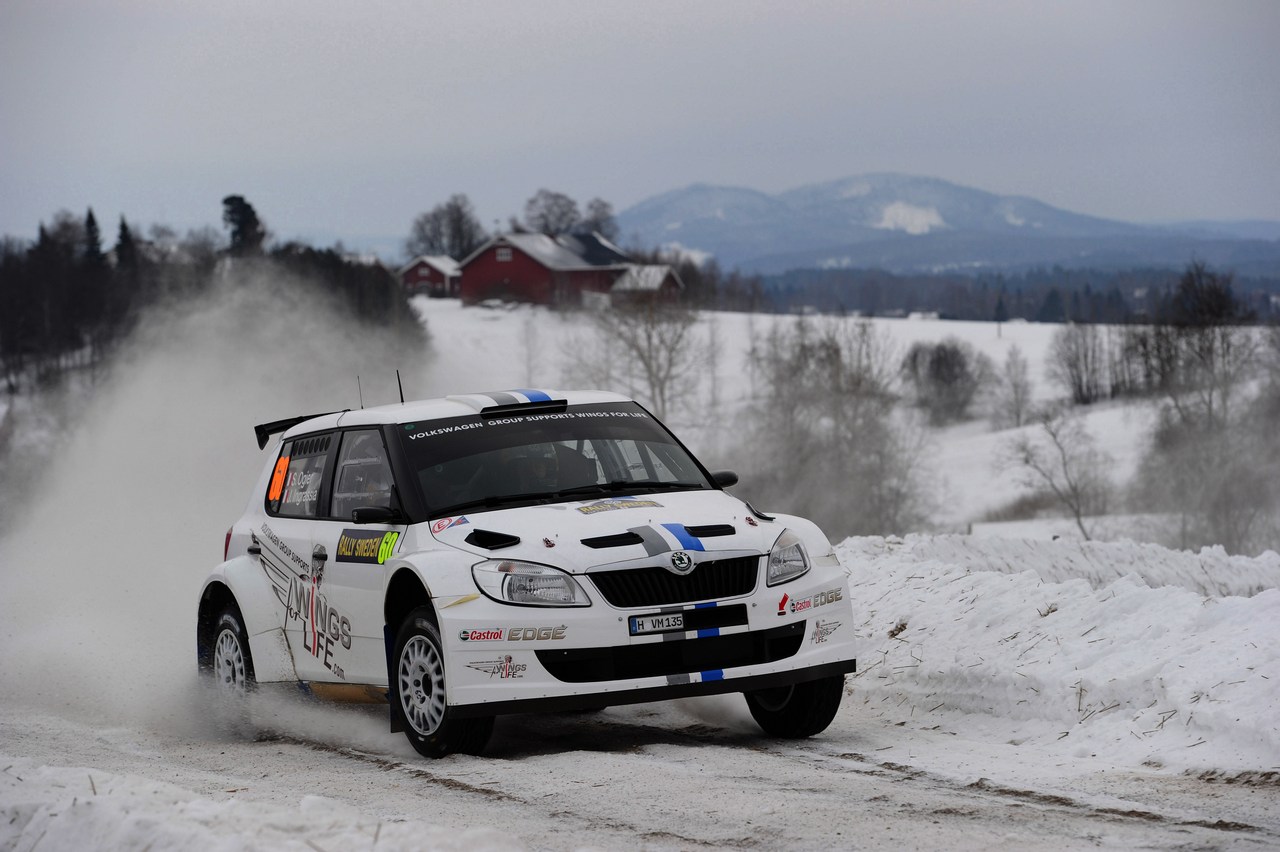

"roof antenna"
[357,375,364,410]
[396,369,405,404]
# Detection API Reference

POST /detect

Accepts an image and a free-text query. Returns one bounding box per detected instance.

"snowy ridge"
[841,535,1280,773]
[844,534,1280,597]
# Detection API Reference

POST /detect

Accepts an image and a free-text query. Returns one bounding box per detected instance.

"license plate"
[629,612,684,636]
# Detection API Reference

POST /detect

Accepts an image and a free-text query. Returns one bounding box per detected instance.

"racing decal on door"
[335,529,400,564]
[286,573,353,679]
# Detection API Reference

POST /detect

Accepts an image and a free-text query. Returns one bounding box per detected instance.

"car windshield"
[396,402,713,518]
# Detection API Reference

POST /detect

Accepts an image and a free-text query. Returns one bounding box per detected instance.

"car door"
[309,428,406,686]
[258,431,339,683]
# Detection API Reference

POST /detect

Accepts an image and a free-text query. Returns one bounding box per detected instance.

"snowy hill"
[615,173,1280,276]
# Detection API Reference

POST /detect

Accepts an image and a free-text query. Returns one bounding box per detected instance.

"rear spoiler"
[480,398,568,419]
[253,411,342,450]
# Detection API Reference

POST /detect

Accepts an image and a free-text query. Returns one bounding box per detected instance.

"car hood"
[427,490,783,572]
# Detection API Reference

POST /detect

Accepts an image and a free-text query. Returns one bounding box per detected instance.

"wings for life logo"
[286,574,353,679]
[466,656,527,679]
[812,620,841,644]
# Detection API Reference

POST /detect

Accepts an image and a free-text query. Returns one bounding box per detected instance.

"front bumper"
[436,568,857,717]
[451,655,857,718]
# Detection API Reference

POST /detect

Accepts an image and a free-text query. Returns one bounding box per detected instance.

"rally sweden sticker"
[335,529,400,564]
[577,497,663,515]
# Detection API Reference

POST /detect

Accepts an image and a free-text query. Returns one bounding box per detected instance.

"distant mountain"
[615,174,1280,277]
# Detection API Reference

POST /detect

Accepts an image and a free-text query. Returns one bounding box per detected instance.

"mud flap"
[385,623,404,733]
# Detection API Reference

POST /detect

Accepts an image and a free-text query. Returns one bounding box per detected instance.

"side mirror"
[351,505,401,524]
[711,470,739,489]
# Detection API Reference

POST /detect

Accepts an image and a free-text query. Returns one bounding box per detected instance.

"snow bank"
[844,533,1280,597]
[840,534,1280,773]
[0,758,520,852]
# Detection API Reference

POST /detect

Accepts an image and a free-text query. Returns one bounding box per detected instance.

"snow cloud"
[0,267,427,733]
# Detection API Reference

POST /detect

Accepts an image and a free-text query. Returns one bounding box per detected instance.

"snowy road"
[4,694,1277,851]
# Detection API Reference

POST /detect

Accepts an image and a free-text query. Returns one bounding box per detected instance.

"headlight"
[767,530,810,586]
[472,560,592,607]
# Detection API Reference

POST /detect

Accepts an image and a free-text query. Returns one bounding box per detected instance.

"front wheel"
[744,674,845,738]
[393,608,493,758]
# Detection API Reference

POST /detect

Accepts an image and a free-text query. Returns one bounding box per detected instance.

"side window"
[330,430,395,520]
[267,434,332,518]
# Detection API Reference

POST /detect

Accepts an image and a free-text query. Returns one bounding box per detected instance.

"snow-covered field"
[410,298,1157,535]
[1,289,1277,850]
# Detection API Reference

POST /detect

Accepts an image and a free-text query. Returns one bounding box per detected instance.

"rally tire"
[209,606,256,695]
[393,608,494,758]
[744,674,845,738]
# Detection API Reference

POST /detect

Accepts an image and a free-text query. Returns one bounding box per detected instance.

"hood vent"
[683,524,735,538]
[581,531,645,549]
[465,529,521,550]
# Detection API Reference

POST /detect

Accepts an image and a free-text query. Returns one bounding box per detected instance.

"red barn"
[458,232,633,306]
[399,255,460,298]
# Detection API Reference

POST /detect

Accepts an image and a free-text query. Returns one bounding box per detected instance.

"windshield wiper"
[558,480,707,498]
[433,481,710,519]
[555,480,635,498]
[434,491,559,515]
[632,480,707,493]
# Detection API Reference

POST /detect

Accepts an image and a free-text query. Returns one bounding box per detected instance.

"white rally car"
[197,389,856,757]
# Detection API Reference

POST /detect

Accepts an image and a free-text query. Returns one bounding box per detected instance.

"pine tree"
[222,195,266,256]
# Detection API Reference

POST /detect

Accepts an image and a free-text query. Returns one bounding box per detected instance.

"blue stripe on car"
[661,523,705,551]
[512,388,552,402]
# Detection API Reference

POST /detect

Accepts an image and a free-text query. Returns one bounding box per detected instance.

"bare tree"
[1129,263,1271,553]
[405,194,488,260]
[566,301,702,421]
[992,344,1033,428]
[739,316,930,537]
[1047,322,1106,405]
[1162,264,1257,431]
[579,198,619,240]
[901,337,993,425]
[1002,407,1113,540]
[524,189,580,236]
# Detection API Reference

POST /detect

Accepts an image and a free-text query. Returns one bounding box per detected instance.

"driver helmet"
[523,443,559,489]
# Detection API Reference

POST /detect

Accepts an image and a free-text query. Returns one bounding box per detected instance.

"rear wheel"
[393,608,493,758]
[744,674,845,738]
[199,605,257,734]
[209,607,255,695]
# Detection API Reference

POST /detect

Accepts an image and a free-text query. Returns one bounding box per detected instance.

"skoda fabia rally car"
[197,389,857,757]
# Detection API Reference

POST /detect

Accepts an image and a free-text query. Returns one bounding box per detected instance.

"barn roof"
[399,255,460,277]
[611,264,683,292]
[459,232,632,271]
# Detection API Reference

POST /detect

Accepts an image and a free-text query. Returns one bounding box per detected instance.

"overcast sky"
[3,0,1277,255]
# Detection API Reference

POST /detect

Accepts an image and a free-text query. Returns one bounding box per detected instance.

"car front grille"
[587,555,760,608]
